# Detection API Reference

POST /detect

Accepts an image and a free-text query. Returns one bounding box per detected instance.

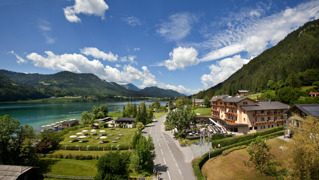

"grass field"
[154,112,167,119]
[40,157,151,179]
[40,158,98,177]
[59,126,137,148]
[193,107,211,116]
[201,138,289,180]
[248,93,262,99]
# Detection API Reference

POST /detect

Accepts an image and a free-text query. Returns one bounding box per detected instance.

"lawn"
[59,126,137,148]
[193,107,211,116]
[201,138,289,180]
[300,85,316,91]
[40,158,98,177]
[108,111,123,119]
[248,93,262,100]
[154,112,167,119]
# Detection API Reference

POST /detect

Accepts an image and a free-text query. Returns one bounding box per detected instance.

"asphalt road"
[143,115,195,180]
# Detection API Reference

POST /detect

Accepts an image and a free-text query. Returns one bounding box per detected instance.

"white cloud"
[80,47,118,62]
[121,55,137,64]
[64,0,109,23]
[201,55,250,88]
[122,16,142,27]
[157,13,198,41]
[134,48,140,51]
[9,51,26,64]
[199,0,319,62]
[38,20,55,44]
[158,47,199,70]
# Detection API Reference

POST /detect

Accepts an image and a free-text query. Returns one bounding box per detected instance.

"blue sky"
[0,0,318,95]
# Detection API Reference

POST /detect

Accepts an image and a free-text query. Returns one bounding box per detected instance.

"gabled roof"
[309,92,319,95]
[285,104,319,118]
[62,119,79,125]
[211,95,254,103]
[241,101,289,111]
[237,90,248,93]
[0,165,33,180]
[193,99,204,103]
[115,118,136,122]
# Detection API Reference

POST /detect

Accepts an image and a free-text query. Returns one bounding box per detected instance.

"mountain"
[196,19,319,98]
[0,70,147,98]
[0,70,185,100]
[121,83,141,91]
[0,74,48,101]
[141,86,185,98]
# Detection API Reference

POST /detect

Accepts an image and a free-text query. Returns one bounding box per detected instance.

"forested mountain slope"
[197,19,319,97]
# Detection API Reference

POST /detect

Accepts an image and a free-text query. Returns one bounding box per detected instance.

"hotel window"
[260,126,263,129]
[249,127,253,130]
[254,126,257,130]
[268,117,271,120]
[261,117,264,121]
[244,118,246,122]
[274,117,277,120]
[255,118,257,122]
[268,125,270,128]
[261,110,264,114]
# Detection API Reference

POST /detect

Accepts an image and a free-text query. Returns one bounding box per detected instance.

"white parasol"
[70,135,77,138]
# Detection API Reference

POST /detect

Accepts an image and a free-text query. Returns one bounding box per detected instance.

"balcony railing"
[211,109,220,113]
[225,118,235,123]
[226,105,237,109]
[253,119,286,126]
[225,112,237,117]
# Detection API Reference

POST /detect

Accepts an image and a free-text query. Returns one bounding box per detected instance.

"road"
[143,115,195,180]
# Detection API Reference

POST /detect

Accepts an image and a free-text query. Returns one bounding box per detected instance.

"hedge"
[193,130,284,179]
[211,126,284,147]
[60,144,132,151]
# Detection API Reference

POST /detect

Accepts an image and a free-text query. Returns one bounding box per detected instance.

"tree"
[0,115,36,165]
[166,106,195,137]
[114,106,117,112]
[266,80,276,90]
[136,102,148,125]
[288,116,319,179]
[37,129,63,153]
[131,135,155,174]
[276,87,301,105]
[153,99,161,110]
[81,111,93,124]
[95,151,130,180]
[204,96,211,108]
[245,136,285,178]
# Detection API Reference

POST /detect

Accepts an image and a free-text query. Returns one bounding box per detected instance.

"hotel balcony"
[253,119,286,126]
[225,118,236,123]
[211,109,220,113]
[226,105,237,109]
[225,112,237,117]
[212,115,220,118]
[253,113,267,117]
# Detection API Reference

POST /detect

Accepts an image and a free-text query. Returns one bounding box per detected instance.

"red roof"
[309,92,319,95]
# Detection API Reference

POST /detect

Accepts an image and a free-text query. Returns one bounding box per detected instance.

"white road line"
[160,148,163,155]
[163,157,166,164]
[158,142,161,148]
[162,134,183,176]
[167,170,172,180]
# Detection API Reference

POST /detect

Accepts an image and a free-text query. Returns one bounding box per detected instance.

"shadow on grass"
[37,158,60,174]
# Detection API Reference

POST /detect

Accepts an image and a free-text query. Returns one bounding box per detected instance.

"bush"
[222,145,247,156]
[211,126,283,147]
[193,130,284,180]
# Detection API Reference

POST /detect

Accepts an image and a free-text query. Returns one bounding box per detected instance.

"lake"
[0,100,166,132]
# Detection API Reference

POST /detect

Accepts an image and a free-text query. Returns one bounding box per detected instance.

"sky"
[0,0,319,95]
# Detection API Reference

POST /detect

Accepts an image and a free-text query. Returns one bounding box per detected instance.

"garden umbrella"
[82,130,88,133]
[91,129,96,132]
[99,130,106,133]
[78,136,86,139]
[76,132,83,135]
[70,135,77,138]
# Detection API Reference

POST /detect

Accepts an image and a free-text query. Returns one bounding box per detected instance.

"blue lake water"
[0,100,166,132]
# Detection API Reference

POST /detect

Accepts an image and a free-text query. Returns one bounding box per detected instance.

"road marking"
[160,148,163,155]
[158,142,161,148]
[167,170,172,180]
[163,157,166,164]
[162,134,183,176]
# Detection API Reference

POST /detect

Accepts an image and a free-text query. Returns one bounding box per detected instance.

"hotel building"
[210,95,289,133]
